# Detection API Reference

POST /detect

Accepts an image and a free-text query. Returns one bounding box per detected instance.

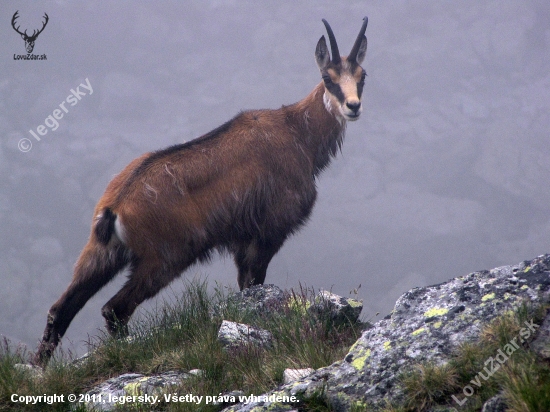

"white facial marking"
[339,74,362,121]
[323,91,333,113]
[323,91,344,124]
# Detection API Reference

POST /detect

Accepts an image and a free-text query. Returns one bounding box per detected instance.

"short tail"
[95,208,116,245]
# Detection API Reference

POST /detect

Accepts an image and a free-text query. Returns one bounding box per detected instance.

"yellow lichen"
[124,381,142,396]
[424,307,449,318]
[383,341,392,351]
[432,321,442,329]
[351,348,371,370]
[481,292,495,301]
[412,327,426,336]
[347,340,361,354]
[352,400,368,411]
[348,298,362,308]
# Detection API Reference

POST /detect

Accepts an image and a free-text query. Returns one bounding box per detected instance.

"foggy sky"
[1,0,549,356]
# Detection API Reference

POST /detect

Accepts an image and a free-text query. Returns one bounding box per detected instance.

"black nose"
[346,101,361,113]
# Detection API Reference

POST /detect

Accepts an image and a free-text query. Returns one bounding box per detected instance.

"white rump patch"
[114,215,127,244]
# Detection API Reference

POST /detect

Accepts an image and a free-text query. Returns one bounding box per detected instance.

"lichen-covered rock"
[222,255,550,412]
[217,320,273,349]
[283,368,315,384]
[481,393,507,412]
[13,363,43,379]
[223,284,287,316]
[308,290,363,325]
[85,371,190,411]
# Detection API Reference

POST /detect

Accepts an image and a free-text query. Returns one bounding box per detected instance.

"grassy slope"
[0,281,365,412]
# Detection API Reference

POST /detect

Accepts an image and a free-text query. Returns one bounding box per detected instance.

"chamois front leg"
[233,240,283,290]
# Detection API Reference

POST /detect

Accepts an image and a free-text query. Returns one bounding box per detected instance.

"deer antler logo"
[11,11,49,54]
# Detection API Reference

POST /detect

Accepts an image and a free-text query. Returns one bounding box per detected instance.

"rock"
[481,393,507,412]
[220,284,361,327]
[85,371,190,411]
[530,309,550,360]
[217,320,273,349]
[283,368,315,384]
[308,290,363,324]
[13,363,43,379]
[221,255,550,412]
[223,284,287,316]
[72,351,90,366]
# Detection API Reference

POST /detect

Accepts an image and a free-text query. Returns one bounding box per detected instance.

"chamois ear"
[355,36,367,65]
[315,35,330,70]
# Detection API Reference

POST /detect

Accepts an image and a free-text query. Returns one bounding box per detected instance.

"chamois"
[35,17,368,366]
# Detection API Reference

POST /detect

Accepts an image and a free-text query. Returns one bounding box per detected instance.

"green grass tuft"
[401,362,459,410]
[500,351,550,412]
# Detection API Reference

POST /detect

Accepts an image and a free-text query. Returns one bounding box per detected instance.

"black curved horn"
[348,16,368,63]
[322,19,341,65]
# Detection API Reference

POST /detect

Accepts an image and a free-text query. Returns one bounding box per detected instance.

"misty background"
[1,1,549,356]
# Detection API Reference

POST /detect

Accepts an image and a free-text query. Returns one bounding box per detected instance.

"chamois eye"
[322,74,333,85]
[359,71,366,83]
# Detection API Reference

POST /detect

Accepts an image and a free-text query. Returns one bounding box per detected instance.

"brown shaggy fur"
[34,17,367,366]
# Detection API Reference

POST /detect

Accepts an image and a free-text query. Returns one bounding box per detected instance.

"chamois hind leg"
[34,241,129,367]
[101,255,183,336]
[234,239,283,290]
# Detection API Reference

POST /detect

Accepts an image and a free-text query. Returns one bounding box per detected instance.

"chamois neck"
[296,82,341,121]
[288,82,346,175]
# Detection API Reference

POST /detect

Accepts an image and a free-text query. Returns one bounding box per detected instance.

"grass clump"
[500,350,550,412]
[0,337,89,411]
[0,279,365,411]
[401,362,459,410]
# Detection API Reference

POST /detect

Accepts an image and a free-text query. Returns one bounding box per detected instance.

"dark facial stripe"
[357,70,366,99]
[322,74,345,104]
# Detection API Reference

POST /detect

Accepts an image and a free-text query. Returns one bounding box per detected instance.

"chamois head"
[315,17,368,121]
